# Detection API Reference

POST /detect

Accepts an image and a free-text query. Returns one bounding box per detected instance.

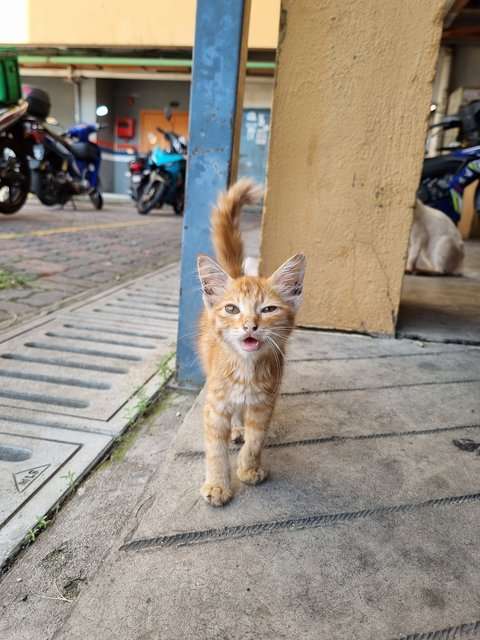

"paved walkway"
[2,329,478,639]
[0,199,183,330]
[1,202,480,638]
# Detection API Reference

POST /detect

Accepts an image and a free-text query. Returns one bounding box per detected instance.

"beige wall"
[1,0,280,49]
[260,0,445,335]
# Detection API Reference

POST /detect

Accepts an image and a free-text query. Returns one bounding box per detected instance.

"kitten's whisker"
[184,352,202,380]
[267,333,290,349]
[177,329,200,340]
[180,267,205,280]
[265,335,284,391]
[268,338,291,343]
[268,339,283,392]
[269,326,293,340]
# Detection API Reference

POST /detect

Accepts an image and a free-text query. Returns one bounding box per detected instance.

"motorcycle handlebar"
[153,127,187,153]
[156,128,183,142]
[428,116,461,131]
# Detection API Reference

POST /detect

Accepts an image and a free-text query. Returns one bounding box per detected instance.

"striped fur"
[211,177,262,278]
[197,179,306,506]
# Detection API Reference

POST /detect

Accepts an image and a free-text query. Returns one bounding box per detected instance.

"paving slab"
[51,330,480,640]
[283,349,480,394]
[286,327,472,359]
[0,264,180,567]
[0,418,112,567]
[57,506,480,640]
[125,423,480,535]
[0,328,167,418]
[0,391,194,640]
[0,266,179,421]
[174,336,480,454]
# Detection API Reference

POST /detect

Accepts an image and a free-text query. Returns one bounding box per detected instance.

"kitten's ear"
[268,253,306,309]
[197,254,232,309]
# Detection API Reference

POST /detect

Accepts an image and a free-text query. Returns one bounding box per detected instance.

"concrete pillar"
[260,0,445,335]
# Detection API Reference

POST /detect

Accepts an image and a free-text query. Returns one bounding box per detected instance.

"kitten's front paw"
[230,427,245,443]
[201,483,233,507]
[237,467,268,485]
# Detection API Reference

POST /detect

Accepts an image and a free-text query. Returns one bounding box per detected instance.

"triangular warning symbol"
[14,464,50,493]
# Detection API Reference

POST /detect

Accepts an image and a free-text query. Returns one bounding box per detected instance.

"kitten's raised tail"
[211,178,262,278]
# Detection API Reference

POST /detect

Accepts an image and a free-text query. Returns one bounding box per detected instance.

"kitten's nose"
[243,321,258,334]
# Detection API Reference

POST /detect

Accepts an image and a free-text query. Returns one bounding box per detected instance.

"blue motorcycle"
[62,122,104,209]
[136,126,187,215]
[26,88,104,210]
[419,100,480,224]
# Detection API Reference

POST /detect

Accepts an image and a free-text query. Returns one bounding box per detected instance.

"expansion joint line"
[395,618,480,640]
[174,422,480,459]
[282,378,480,396]
[120,491,480,553]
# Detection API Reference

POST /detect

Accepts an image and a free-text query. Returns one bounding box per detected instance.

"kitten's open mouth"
[242,337,261,352]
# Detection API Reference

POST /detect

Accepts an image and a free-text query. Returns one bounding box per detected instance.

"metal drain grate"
[0,263,180,566]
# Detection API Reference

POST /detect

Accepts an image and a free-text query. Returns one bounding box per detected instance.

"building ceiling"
[444,0,480,43]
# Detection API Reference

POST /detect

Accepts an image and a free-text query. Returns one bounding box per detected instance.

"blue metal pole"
[176,0,251,387]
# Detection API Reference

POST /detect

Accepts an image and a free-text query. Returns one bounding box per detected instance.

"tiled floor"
[398,239,480,344]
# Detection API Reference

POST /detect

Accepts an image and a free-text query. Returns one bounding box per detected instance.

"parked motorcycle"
[127,153,149,202]
[0,100,31,214]
[0,87,105,214]
[130,122,187,216]
[27,89,104,210]
[419,100,480,224]
[60,122,104,209]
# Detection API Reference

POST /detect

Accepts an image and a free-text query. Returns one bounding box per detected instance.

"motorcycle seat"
[70,141,100,162]
[422,154,466,180]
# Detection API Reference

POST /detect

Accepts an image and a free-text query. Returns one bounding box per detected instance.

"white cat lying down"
[406,199,465,275]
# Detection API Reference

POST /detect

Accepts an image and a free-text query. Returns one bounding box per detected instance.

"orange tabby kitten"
[197,179,306,506]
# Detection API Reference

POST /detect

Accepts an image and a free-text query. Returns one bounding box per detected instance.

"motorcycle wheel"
[33,160,62,207]
[89,189,103,210]
[0,138,30,214]
[137,180,166,215]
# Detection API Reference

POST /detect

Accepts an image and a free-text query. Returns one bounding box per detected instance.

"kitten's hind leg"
[236,403,273,485]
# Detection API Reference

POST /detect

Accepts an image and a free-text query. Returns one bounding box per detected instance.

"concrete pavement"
[1,329,477,639]
[0,196,186,568]
[1,203,480,638]
[0,389,196,640]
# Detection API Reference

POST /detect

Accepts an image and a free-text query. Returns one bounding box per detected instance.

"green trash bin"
[0,49,21,106]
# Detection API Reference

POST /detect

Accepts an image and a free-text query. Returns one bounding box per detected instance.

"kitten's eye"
[225,304,240,315]
[261,306,278,313]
